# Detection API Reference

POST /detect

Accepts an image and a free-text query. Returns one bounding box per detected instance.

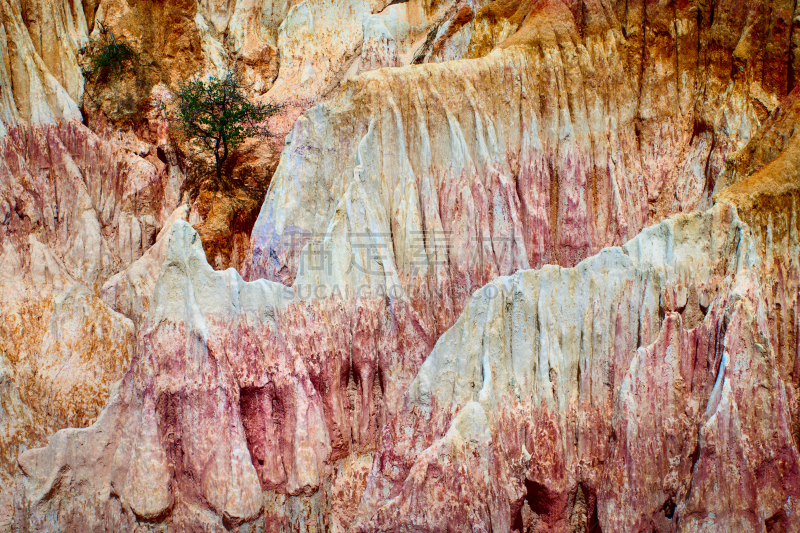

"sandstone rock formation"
[3,0,800,531]
[0,0,487,525]
[246,0,800,335]
[13,180,800,532]
[0,119,184,526]
[356,199,799,531]
[0,0,185,523]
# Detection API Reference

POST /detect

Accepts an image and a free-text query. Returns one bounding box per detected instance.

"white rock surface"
[355,201,800,532]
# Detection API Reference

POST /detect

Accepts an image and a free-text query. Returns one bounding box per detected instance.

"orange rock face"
[2,0,800,532]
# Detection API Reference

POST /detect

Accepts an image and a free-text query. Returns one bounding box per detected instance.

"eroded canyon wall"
[2,0,800,532]
[355,198,800,531]
[0,0,471,525]
[246,0,800,335]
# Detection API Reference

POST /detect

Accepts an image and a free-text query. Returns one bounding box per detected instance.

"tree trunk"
[214,135,225,189]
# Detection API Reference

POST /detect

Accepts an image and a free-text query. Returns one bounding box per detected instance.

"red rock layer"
[0,118,182,522]
[10,0,800,531]
[355,201,800,532]
[247,0,800,338]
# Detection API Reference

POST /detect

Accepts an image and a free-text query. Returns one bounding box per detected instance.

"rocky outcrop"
[0,3,185,518]
[355,198,800,531]
[715,84,800,458]
[350,94,800,526]
[101,203,189,325]
[13,218,432,531]
[5,0,800,532]
[0,119,184,525]
[85,0,480,273]
[0,0,484,524]
[247,0,799,335]
[13,180,800,532]
[0,0,83,129]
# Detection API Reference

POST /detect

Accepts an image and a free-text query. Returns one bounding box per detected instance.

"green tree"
[176,69,280,189]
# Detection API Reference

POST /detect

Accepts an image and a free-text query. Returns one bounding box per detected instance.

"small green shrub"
[86,23,138,82]
[91,41,137,80]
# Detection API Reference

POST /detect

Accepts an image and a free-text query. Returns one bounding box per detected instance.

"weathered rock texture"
[0,0,186,524]
[356,198,799,532]
[0,120,184,526]
[4,0,800,531]
[247,0,800,336]
[0,0,476,524]
[12,218,432,530]
[13,177,800,532]
[350,83,800,527]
